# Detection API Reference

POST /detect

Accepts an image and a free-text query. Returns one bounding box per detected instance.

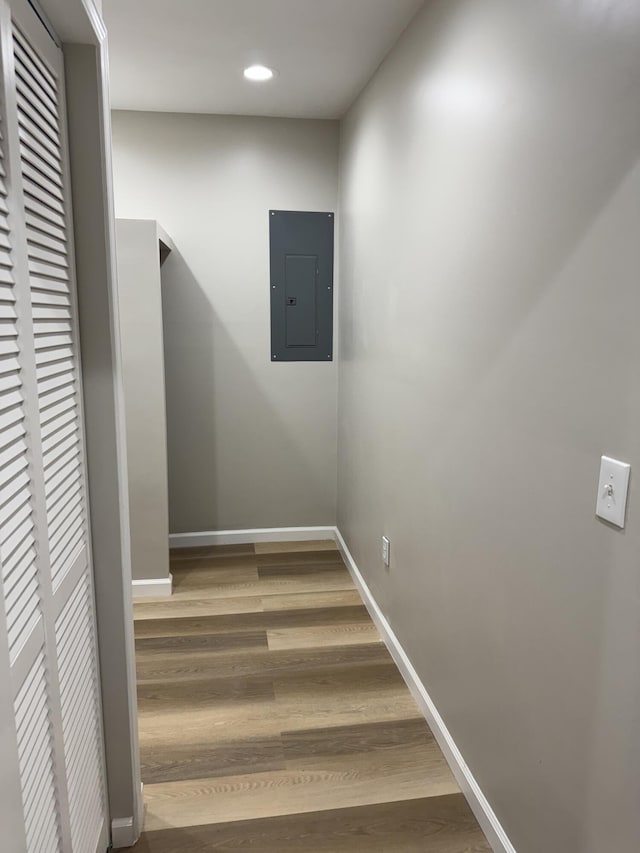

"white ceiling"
[103,0,424,119]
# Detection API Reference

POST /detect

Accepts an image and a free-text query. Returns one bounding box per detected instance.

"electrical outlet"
[382,535,390,567]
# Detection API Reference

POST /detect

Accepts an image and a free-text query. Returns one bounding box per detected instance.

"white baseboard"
[134,781,144,841]
[131,573,173,599]
[335,528,516,853]
[169,526,338,548]
[110,816,136,849]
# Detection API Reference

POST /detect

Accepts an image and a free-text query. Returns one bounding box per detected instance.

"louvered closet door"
[0,1,108,852]
[0,59,61,853]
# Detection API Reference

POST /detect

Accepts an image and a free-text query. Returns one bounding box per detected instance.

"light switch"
[382,536,390,567]
[595,456,630,528]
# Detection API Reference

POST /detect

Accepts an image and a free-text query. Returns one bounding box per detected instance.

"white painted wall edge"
[334,528,516,853]
[110,816,135,849]
[131,573,173,599]
[169,526,337,548]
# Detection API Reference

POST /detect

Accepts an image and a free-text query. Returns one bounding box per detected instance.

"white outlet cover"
[596,456,630,528]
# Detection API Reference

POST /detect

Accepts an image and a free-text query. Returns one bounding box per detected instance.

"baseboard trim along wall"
[111,816,136,849]
[131,574,173,599]
[135,782,144,845]
[169,526,338,548]
[334,528,516,853]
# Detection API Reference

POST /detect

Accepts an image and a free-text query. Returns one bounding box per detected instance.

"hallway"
[131,541,491,851]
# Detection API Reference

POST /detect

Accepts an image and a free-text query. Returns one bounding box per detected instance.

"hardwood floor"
[130,541,491,852]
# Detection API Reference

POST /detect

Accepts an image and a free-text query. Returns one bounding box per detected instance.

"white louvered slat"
[18,123,62,176]
[0,337,19,356]
[0,321,18,341]
[25,210,65,243]
[12,37,57,107]
[0,399,24,432]
[39,382,75,419]
[41,419,77,456]
[0,265,14,284]
[24,176,65,214]
[0,466,29,506]
[13,25,89,593]
[56,576,105,853]
[24,193,65,230]
[0,301,17,320]
[1,486,30,542]
[14,70,58,133]
[46,468,82,520]
[0,106,39,667]
[29,243,68,269]
[43,441,77,483]
[0,368,21,400]
[34,319,72,337]
[31,287,69,305]
[21,160,64,202]
[33,332,72,352]
[0,279,16,300]
[16,89,57,145]
[39,398,74,434]
[36,356,73,383]
[14,651,62,852]
[21,82,85,593]
[40,416,75,450]
[35,367,74,396]
[1,497,31,548]
[39,395,75,431]
[19,124,61,172]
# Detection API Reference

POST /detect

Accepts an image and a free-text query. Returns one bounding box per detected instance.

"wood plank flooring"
[130,541,491,852]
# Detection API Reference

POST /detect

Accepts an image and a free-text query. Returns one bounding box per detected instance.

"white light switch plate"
[382,536,390,567]
[596,456,630,528]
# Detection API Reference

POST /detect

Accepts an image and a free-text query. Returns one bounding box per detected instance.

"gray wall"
[111,111,339,533]
[115,220,170,581]
[338,2,640,851]
[65,44,142,836]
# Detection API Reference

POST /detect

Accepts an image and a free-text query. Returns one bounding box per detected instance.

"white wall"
[111,111,339,533]
[115,219,171,581]
[338,1,640,851]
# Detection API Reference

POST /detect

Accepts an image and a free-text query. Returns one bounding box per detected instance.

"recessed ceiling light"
[244,64,274,82]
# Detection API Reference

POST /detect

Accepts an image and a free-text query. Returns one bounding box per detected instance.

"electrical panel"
[269,210,334,362]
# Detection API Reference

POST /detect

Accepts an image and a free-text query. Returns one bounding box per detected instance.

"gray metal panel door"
[270,210,334,362]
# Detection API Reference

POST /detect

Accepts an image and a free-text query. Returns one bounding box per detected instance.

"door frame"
[37,1,141,847]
